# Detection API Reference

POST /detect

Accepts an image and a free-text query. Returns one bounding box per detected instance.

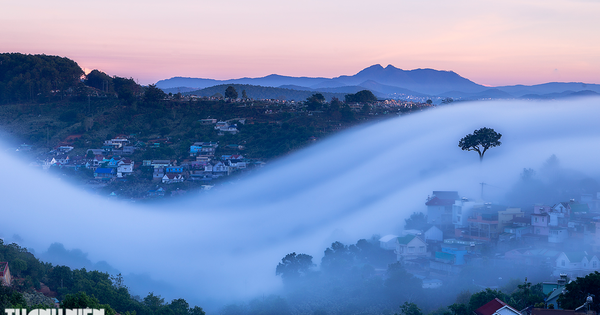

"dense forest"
[0,53,84,104]
[0,239,205,314]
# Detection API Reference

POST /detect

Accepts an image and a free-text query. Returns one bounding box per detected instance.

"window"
[562,260,566,267]
[408,246,415,253]
[593,261,597,268]
[419,246,425,252]
[535,217,538,223]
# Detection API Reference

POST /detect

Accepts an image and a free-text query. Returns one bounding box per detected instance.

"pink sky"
[2,0,599,86]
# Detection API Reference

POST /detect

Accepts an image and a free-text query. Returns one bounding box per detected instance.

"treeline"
[0,53,83,104]
[185,84,349,102]
[0,53,146,105]
[0,240,205,315]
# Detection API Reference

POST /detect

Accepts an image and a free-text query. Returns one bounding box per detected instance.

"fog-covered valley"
[2,97,600,313]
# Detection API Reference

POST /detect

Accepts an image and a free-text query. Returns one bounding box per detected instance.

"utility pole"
[480,182,485,200]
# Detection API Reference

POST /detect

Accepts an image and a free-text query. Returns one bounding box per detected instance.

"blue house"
[94,168,116,180]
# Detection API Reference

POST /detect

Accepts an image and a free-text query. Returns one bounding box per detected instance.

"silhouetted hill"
[521,90,600,100]
[157,65,600,101]
[156,64,488,97]
[326,64,487,95]
[496,82,600,97]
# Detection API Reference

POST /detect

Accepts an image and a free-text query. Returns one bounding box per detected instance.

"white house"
[117,160,134,177]
[554,251,600,277]
[162,173,184,184]
[548,227,569,243]
[379,235,399,250]
[424,226,443,242]
[396,235,428,261]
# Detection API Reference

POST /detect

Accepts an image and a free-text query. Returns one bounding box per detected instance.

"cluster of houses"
[27,133,265,193]
[380,190,600,290]
[472,296,597,315]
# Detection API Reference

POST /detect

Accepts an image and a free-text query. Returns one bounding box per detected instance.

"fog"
[2,98,600,311]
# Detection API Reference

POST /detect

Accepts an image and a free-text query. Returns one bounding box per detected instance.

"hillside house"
[465,204,503,241]
[426,191,459,228]
[498,208,525,230]
[549,227,569,243]
[424,225,443,243]
[117,160,134,177]
[473,298,520,315]
[190,142,218,157]
[396,235,428,261]
[532,205,551,236]
[94,168,116,180]
[453,198,479,230]
[504,248,560,267]
[379,235,399,250]
[554,251,600,277]
[212,161,229,174]
[153,168,165,181]
[162,173,184,184]
[503,224,532,240]
[0,262,11,286]
[166,166,183,173]
[151,160,172,168]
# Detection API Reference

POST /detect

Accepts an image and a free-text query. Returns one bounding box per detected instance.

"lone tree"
[225,85,238,99]
[458,127,502,161]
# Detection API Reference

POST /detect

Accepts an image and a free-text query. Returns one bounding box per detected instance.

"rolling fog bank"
[1,97,600,311]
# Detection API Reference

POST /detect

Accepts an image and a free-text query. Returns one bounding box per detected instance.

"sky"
[2,1,600,86]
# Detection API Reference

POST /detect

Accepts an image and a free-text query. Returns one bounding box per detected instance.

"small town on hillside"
[7,93,434,199]
[20,130,266,198]
[381,190,600,310]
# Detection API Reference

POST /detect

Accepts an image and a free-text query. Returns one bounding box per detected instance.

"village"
[379,189,600,307]
[17,117,269,199]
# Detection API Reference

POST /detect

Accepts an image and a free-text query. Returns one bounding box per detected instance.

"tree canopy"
[344,90,377,103]
[144,84,167,103]
[458,127,502,161]
[306,93,326,110]
[225,85,238,99]
[276,252,314,281]
[559,271,600,311]
[0,53,84,103]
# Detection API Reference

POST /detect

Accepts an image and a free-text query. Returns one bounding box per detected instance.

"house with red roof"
[426,191,459,228]
[474,298,520,315]
[0,262,11,286]
[162,173,184,184]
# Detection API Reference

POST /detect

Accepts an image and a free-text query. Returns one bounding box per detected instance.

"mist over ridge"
[2,97,600,310]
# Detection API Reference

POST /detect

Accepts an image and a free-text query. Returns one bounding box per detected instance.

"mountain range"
[155,64,600,101]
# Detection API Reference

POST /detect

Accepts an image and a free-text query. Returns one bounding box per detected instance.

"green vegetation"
[0,239,205,314]
[0,53,83,104]
[559,271,600,312]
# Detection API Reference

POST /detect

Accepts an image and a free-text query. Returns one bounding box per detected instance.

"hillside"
[0,239,206,314]
[0,53,84,104]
